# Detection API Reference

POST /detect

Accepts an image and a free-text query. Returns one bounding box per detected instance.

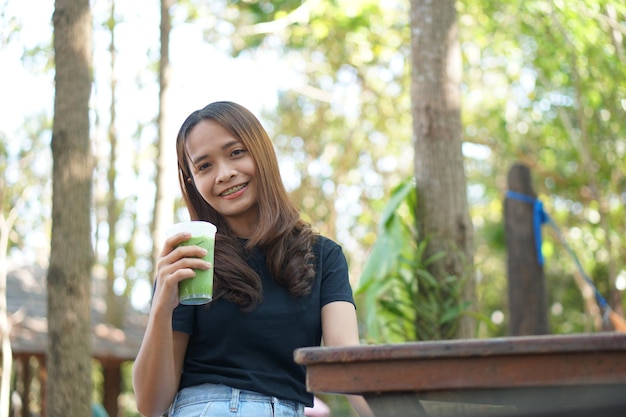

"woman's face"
[185,119,259,237]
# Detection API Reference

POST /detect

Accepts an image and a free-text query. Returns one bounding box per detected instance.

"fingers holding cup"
[165,221,217,305]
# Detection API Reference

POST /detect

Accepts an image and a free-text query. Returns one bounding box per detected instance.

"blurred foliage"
[0,112,52,264]
[355,178,478,343]
[459,0,626,335]
[3,0,622,345]
[211,0,414,285]
[2,0,626,416]
[208,0,626,338]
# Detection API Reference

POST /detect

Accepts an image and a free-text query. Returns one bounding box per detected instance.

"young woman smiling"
[132,101,373,417]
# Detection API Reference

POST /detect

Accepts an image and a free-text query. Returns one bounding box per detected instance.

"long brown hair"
[176,101,316,311]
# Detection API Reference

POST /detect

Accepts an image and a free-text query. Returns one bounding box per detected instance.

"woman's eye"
[197,162,211,171]
[231,149,246,157]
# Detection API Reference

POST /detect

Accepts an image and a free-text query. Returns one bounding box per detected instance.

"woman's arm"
[132,232,211,417]
[132,323,188,417]
[321,301,375,417]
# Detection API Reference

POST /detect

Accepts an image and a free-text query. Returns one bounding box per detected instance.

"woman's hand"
[152,231,212,311]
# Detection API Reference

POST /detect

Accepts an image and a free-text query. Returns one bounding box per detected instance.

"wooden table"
[294,332,626,416]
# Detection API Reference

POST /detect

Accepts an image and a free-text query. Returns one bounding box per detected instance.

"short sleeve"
[318,237,355,308]
[172,302,195,334]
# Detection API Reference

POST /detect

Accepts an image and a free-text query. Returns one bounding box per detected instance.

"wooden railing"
[295,332,626,416]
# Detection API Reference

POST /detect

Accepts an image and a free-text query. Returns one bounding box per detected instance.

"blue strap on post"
[505,190,610,312]
[545,217,610,312]
[506,190,549,265]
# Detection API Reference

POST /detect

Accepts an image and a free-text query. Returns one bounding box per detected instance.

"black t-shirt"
[171,235,355,406]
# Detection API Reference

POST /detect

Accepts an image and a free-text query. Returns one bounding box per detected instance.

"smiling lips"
[220,183,248,197]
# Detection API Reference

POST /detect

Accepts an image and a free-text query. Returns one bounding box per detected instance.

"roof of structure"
[7,264,148,362]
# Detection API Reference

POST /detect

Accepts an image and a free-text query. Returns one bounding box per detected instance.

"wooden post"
[22,356,31,417]
[102,360,121,417]
[38,356,47,417]
[505,164,550,336]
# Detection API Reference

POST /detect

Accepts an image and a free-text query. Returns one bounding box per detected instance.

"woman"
[132,101,372,417]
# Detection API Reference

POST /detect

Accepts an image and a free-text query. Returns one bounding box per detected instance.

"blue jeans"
[169,383,306,417]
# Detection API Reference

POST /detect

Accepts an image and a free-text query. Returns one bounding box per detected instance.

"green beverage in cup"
[166,221,217,305]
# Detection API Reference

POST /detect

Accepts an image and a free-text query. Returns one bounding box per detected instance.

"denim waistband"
[171,383,304,412]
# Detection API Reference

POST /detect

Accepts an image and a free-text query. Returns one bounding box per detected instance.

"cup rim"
[166,220,217,237]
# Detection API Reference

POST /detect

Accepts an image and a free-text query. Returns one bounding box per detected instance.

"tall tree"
[48,0,93,416]
[0,203,13,417]
[410,0,475,338]
[104,0,126,327]
[0,143,22,417]
[150,0,176,280]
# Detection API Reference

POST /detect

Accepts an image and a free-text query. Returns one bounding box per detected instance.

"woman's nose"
[215,164,237,183]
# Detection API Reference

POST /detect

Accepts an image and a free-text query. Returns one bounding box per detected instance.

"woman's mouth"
[220,183,248,197]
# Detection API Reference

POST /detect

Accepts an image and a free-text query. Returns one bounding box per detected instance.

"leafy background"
[1,0,625,415]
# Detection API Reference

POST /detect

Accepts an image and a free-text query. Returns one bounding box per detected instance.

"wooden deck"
[294,332,626,416]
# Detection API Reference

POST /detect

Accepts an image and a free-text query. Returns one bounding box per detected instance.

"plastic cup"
[166,221,217,305]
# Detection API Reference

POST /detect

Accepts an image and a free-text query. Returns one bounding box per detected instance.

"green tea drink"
[166,221,217,305]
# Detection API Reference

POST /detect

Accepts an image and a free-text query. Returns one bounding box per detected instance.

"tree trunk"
[48,0,93,416]
[409,0,475,339]
[151,0,176,281]
[505,164,550,335]
[0,216,16,417]
[104,0,126,328]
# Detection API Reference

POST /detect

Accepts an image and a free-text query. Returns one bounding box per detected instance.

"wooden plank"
[295,333,626,365]
[295,333,626,416]
[302,351,626,393]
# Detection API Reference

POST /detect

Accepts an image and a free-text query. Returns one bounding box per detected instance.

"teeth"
[222,184,246,196]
